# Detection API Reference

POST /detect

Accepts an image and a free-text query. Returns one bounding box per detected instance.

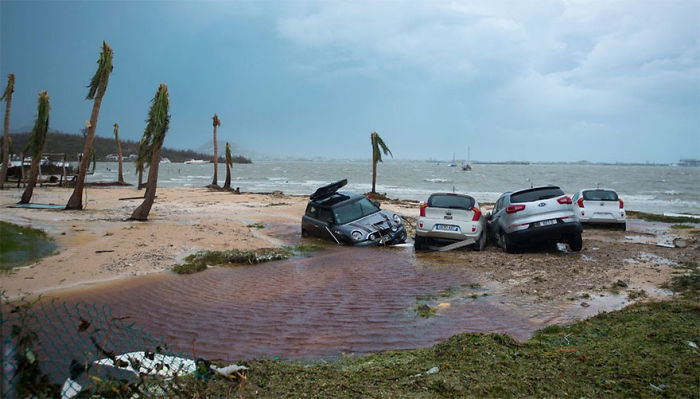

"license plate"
[536,219,557,227]
[435,224,460,232]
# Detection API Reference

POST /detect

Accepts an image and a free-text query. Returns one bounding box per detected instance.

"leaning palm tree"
[19,91,50,204]
[370,131,392,194]
[130,83,170,221]
[0,73,15,189]
[223,141,233,190]
[210,114,221,188]
[66,41,113,209]
[113,123,124,184]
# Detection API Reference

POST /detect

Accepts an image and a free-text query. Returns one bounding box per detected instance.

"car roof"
[509,185,561,196]
[580,188,618,193]
[311,191,363,207]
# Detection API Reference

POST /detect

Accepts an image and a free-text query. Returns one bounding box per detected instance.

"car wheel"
[473,234,485,251]
[568,234,583,252]
[301,229,310,237]
[414,235,426,251]
[620,222,627,231]
[499,230,517,253]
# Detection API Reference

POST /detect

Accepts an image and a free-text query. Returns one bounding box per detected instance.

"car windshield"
[583,190,619,201]
[510,187,565,203]
[428,194,475,210]
[333,197,380,224]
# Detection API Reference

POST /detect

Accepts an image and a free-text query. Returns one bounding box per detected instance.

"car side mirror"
[372,200,381,208]
[486,211,492,219]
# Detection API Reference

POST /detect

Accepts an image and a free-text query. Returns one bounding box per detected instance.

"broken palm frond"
[172,248,293,274]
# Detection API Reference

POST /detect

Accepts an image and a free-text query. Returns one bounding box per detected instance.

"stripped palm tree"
[19,91,50,204]
[131,83,170,221]
[210,114,221,188]
[66,41,113,209]
[370,131,392,194]
[113,123,124,184]
[0,73,15,189]
[135,137,148,190]
[223,141,233,190]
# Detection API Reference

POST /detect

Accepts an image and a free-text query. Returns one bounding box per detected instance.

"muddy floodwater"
[50,242,624,362]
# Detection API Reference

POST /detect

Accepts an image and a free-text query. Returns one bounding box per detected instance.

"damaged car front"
[301,180,407,246]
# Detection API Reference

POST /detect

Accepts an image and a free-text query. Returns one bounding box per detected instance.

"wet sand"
[1,186,698,360]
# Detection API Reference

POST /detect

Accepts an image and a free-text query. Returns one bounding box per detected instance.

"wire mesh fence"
[1,297,199,398]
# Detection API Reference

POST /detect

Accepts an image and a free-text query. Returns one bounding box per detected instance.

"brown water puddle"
[46,246,536,361]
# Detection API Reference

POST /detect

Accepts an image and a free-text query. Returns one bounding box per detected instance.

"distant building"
[678,159,700,167]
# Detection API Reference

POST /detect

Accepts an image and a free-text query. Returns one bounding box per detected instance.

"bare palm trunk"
[114,124,124,184]
[224,163,231,189]
[211,124,218,187]
[131,151,160,220]
[0,82,12,189]
[371,161,377,193]
[19,158,41,203]
[66,96,103,209]
[138,168,144,190]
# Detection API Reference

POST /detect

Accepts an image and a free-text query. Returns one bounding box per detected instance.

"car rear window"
[583,190,619,201]
[510,187,564,203]
[427,194,475,210]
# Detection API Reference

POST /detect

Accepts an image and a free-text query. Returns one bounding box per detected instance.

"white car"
[414,193,486,251]
[572,188,626,230]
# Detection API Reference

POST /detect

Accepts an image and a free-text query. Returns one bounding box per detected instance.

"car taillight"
[557,196,572,205]
[419,203,427,217]
[506,204,525,214]
[577,198,585,208]
[472,206,481,221]
[619,198,624,209]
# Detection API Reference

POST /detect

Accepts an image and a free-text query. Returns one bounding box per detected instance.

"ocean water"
[89,161,700,215]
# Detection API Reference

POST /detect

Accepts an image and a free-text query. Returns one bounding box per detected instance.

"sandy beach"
[2,185,697,305]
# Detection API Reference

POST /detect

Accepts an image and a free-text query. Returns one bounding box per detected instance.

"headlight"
[351,230,364,241]
[392,214,402,225]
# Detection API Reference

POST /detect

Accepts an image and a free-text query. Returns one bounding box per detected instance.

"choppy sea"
[90,160,700,215]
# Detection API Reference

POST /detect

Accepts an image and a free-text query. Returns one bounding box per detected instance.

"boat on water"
[183,159,209,164]
[160,157,171,164]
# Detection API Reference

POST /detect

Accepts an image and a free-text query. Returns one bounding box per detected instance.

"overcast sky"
[1,1,698,162]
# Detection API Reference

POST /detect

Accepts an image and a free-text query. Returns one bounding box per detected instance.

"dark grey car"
[488,185,583,253]
[301,179,407,246]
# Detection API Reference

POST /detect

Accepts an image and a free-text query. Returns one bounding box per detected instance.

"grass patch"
[173,248,293,274]
[626,210,700,224]
[246,223,265,229]
[0,221,57,270]
[414,304,437,318]
[200,299,699,398]
[671,224,694,229]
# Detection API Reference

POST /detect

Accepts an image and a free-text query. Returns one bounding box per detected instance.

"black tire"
[620,222,627,231]
[499,230,517,253]
[473,234,485,251]
[568,234,583,252]
[414,235,426,251]
[301,229,310,237]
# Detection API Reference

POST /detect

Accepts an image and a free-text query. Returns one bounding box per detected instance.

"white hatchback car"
[414,193,485,251]
[572,188,626,230]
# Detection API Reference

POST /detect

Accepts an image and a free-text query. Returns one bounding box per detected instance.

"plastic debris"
[689,341,698,349]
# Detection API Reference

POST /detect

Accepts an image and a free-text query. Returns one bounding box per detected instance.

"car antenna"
[526,178,533,188]
[452,185,456,193]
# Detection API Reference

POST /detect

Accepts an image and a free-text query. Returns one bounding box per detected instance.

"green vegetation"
[8,131,251,164]
[0,222,56,269]
[627,210,700,224]
[173,248,294,274]
[187,299,696,398]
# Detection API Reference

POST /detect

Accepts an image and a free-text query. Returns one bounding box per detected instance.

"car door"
[488,196,505,239]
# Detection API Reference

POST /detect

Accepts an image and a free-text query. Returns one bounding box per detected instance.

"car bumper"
[507,221,582,245]
[354,227,407,246]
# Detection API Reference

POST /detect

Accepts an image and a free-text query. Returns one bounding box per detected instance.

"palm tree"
[66,41,114,209]
[19,91,50,204]
[113,122,124,184]
[223,141,233,190]
[130,83,170,221]
[210,114,221,188]
[370,131,392,194]
[135,137,147,190]
[0,73,15,189]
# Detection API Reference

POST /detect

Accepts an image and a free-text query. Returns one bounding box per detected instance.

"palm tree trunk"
[114,126,124,184]
[66,96,103,209]
[371,160,377,193]
[211,125,218,186]
[138,168,144,190]
[224,163,231,189]
[130,150,161,220]
[19,158,41,204]
[0,89,12,189]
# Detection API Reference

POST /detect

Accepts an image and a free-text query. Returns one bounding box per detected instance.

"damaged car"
[301,179,407,246]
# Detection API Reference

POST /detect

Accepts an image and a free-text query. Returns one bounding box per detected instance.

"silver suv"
[487,186,583,253]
